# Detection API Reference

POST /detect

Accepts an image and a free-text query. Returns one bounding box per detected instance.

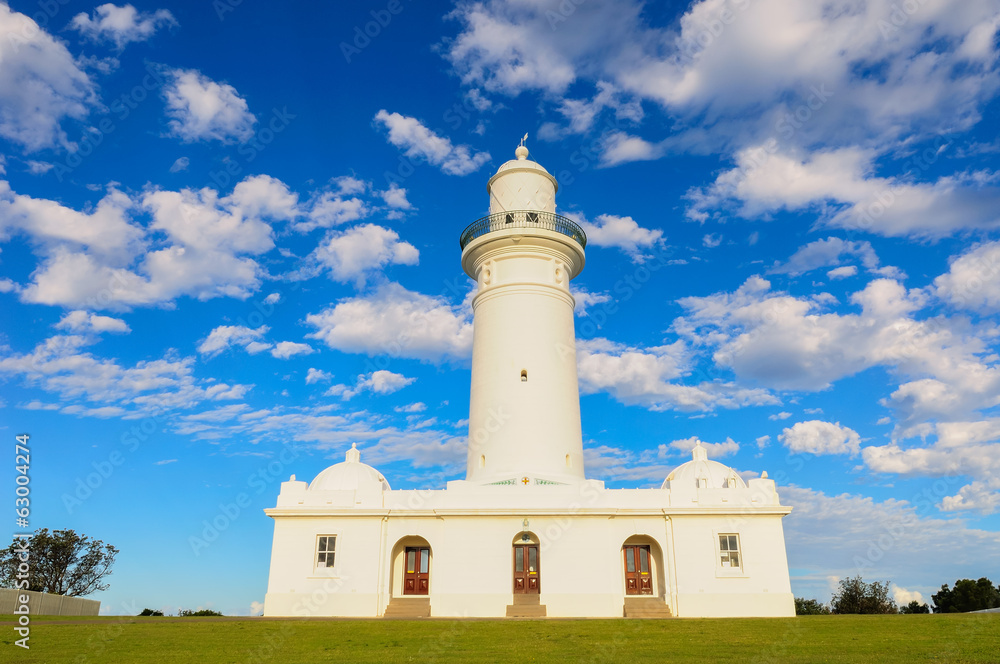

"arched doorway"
[512,531,540,594]
[621,535,665,598]
[390,536,432,597]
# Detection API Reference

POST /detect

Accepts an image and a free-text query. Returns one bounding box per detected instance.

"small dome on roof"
[488,142,557,193]
[309,443,390,492]
[661,441,746,490]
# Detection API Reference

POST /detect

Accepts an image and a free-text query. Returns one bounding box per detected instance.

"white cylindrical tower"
[460,143,587,485]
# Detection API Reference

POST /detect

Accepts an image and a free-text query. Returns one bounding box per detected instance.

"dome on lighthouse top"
[487,140,558,197]
[309,443,390,492]
[661,441,745,490]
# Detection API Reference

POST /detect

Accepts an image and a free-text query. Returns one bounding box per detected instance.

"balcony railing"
[459,210,587,250]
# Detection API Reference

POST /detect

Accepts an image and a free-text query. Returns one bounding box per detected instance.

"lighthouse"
[459,142,588,485]
[264,140,796,621]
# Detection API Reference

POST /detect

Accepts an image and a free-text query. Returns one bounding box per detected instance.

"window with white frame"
[316,535,336,569]
[719,534,740,569]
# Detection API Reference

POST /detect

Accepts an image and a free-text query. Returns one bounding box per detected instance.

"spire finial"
[345,442,361,463]
[515,133,529,160]
[692,440,708,461]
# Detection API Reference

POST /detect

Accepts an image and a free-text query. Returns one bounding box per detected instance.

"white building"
[263,144,795,619]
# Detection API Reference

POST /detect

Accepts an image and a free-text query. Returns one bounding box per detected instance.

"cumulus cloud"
[0,334,247,415]
[163,68,257,143]
[54,311,130,334]
[71,4,176,49]
[373,110,490,175]
[270,341,314,359]
[305,283,473,363]
[686,145,1000,237]
[572,213,664,262]
[662,436,740,458]
[778,420,861,456]
[576,337,777,412]
[933,241,1000,314]
[198,325,269,357]
[335,370,416,399]
[169,157,189,173]
[673,276,1000,426]
[0,4,97,151]
[770,237,880,277]
[311,224,419,286]
[2,175,297,309]
[305,368,332,384]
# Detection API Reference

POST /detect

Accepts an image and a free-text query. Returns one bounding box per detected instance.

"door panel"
[512,545,540,594]
[403,547,430,595]
[624,545,653,595]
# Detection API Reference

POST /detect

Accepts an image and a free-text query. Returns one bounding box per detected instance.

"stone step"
[623,597,673,618]
[506,603,547,618]
[383,597,431,618]
[511,594,540,605]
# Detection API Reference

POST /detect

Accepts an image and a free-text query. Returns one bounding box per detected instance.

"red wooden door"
[403,547,429,595]
[624,545,653,595]
[512,545,540,594]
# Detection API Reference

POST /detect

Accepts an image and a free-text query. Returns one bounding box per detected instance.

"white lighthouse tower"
[460,141,588,485]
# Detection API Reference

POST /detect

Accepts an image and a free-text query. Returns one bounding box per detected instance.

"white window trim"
[311,533,339,576]
[713,530,748,578]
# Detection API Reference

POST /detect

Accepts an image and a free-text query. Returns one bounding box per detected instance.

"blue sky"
[1,0,999,615]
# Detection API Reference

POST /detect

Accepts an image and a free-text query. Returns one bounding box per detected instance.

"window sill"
[715,568,749,579]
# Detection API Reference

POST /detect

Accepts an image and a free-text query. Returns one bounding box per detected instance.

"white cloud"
[827,265,857,280]
[779,420,861,456]
[54,311,130,334]
[572,213,664,262]
[270,341,314,359]
[892,585,925,607]
[298,189,368,231]
[662,436,740,458]
[0,4,97,151]
[394,402,427,413]
[939,480,1000,516]
[169,157,189,173]
[771,237,880,276]
[306,283,473,363]
[577,337,777,412]
[312,224,419,286]
[0,334,245,414]
[305,368,332,384]
[571,287,611,316]
[339,370,415,399]
[2,175,298,309]
[755,435,771,449]
[686,145,1000,238]
[768,411,792,421]
[584,444,677,484]
[373,110,491,176]
[198,325,269,357]
[933,241,1000,314]
[249,601,264,616]
[26,161,54,175]
[163,68,257,143]
[71,4,176,49]
[378,183,412,210]
[674,276,1000,425]
[782,486,1000,603]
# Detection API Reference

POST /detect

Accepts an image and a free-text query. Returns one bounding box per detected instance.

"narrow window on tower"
[521,369,528,382]
[479,455,485,468]
[565,454,571,468]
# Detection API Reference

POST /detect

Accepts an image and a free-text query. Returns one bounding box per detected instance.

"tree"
[899,600,930,614]
[830,576,897,614]
[138,608,164,616]
[178,609,223,616]
[795,597,831,615]
[0,529,118,596]
[931,578,1000,613]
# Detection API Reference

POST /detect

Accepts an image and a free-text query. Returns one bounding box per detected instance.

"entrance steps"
[383,597,430,618]
[623,597,673,618]
[506,594,547,618]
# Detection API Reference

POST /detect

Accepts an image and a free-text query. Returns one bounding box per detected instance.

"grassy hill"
[2,613,998,663]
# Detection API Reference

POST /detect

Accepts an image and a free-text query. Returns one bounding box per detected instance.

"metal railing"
[459,210,587,249]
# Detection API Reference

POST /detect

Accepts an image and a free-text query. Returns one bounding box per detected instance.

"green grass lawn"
[2,614,998,663]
